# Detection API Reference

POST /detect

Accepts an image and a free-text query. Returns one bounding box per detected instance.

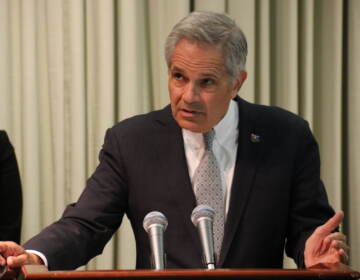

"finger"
[0,254,5,266]
[331,240,350,254]
[319,236,332,255]
[7,254,28,268]
[0,243,8,256]
[327,240,350,265]
[326,232,347,243]
[0,242,26,267]
[339,248,349,264]
[0,242,24,258]
[314,211,344,237]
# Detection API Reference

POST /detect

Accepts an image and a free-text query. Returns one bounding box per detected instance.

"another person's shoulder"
[0,130,13,151]
[0,130,15,162]
[0,130,10,144]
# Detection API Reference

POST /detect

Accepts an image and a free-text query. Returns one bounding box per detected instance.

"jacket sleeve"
[23,127,129,270]
[0,131,22,243]
[285,121,335,267]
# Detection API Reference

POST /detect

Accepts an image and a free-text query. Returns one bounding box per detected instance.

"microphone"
[143,211,168,270]
[191,205,216,270]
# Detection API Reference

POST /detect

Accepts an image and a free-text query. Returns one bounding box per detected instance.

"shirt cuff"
[25,250,48,267]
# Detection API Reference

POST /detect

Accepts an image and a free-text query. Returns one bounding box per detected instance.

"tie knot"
[203,129,215,150]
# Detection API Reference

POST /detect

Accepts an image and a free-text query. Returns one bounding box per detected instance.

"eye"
[201,78,215,86]
[173,72,184,80]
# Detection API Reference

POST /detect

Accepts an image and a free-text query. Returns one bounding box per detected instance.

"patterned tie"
[193,129,225,262]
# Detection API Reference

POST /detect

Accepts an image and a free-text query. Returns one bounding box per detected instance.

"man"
[0,11,349,270]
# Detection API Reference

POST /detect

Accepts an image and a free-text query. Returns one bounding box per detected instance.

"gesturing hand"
[304,211,349,268]
[0,241,43,269]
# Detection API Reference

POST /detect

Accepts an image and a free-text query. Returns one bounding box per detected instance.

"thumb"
[314,211,344,237]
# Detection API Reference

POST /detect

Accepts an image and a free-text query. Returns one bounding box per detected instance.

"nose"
[182,82,199,104]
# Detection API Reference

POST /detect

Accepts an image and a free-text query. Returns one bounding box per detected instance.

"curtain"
[0,0,359,270]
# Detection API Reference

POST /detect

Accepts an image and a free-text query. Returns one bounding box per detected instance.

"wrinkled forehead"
[170,39,225,63]
[169,38,230,78]
[170,39,226,73]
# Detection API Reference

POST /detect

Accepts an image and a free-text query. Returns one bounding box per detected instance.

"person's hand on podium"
[304,211,350,268]
[0,241,43,268]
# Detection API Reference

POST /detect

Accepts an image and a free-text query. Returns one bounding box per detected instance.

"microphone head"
[143,211,168,233]
[191,205,215,226]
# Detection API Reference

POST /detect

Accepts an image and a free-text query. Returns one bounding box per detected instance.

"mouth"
[182,108,200,114]
[179,108,204,118]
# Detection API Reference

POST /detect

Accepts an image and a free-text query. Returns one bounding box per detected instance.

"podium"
[1,264,359,280]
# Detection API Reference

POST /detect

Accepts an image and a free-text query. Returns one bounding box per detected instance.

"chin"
[176,119,209,133]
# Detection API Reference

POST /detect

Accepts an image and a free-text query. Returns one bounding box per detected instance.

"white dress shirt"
[182,100,239,215]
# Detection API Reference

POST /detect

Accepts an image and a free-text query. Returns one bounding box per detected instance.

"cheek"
[169,85,182,106]
[208,91,232,116]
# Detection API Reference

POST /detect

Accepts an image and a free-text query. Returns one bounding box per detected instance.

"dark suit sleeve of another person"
[0,131,22,243]
[23,128,129,270]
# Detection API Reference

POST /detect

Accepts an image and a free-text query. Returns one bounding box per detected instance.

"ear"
[231,71,248,98]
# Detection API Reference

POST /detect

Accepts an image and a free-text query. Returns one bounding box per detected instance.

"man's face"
[168,39,247,133]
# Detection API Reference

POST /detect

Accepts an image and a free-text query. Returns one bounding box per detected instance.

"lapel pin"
[250,133,261,143]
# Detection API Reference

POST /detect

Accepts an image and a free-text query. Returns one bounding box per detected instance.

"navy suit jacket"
[24,97,334,270]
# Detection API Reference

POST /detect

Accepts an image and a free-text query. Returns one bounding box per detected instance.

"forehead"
[170,39,226,75]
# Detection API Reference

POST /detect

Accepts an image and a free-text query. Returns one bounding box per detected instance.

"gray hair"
[165,11,248,80]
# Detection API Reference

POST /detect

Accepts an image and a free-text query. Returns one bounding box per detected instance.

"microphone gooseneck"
[191,205,216,269]
[143,211,168,270]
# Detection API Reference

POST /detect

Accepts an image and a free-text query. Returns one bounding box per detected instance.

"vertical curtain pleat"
[0,0,11,131]
[313,0,343,209]
[347,0,360,269]
[118,0,151,120]
[255,0,271,105]
[116,216,136,269]
[85,0,115,173]
[45,0,66,220]
[298,0,314,126]
[35,0,54,226]
[65,0,87,203]
[194,0,226,12]
[9,0,24,164]
[21,0,42,237]
[228,0,256,102]
[271,0,299,113]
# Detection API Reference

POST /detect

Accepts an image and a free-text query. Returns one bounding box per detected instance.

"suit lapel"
[154,106,202,254]
[218,97,265,266]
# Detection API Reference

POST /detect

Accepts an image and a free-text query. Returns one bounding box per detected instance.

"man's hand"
[0,241,43,268]
[304,211,350,268]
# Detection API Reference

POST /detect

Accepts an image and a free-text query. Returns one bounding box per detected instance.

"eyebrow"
[170,66,185,73]
[170,67,220,79]
[200,72,219,79]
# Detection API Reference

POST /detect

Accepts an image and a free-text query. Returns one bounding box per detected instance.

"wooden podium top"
[1,264,359,280]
